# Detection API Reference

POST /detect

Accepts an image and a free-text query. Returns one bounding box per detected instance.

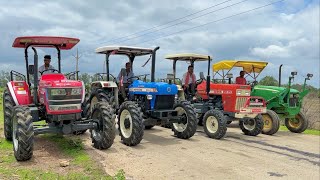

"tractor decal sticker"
[129,87,158,92]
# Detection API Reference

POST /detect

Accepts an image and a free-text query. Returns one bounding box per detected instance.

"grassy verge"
[279,125,320,136]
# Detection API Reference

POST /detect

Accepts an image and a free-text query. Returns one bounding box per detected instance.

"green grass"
[279,125,320,136]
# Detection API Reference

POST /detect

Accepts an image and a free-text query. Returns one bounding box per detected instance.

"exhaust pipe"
[279,64,283,87]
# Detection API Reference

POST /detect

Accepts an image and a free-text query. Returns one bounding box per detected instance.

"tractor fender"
[90,81,118,89]
[6,81,31,105]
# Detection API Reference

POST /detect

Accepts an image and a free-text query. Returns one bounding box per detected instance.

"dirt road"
[84,123,320,180]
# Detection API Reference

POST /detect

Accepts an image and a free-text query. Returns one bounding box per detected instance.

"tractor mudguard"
[6,81,31,105]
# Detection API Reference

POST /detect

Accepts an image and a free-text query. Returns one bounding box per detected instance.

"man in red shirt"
[235,71,247,85]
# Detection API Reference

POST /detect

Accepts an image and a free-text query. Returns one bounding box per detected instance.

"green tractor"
[212,60,313,135]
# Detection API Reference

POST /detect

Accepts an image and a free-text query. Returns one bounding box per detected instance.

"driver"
[38,55,56,75]
[117,62,134,100]
[235,70,247,85]
[182,65,196,95]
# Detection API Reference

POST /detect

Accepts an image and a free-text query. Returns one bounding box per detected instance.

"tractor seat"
[40,74,66,81]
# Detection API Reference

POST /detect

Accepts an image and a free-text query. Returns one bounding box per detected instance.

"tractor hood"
[253,85,299,94]
[129,80,178,95]
[39,74,83,88]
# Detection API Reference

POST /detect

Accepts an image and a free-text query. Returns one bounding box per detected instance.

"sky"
[0,0,319,87]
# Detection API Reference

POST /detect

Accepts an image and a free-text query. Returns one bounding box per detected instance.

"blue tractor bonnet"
[129,80,178,95]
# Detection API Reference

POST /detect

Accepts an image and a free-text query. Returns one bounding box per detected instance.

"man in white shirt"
[182,65,196,95]
[38,55,56,75]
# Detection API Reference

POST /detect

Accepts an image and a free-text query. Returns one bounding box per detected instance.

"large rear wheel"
[203,110,227,139]
[172,101,197,139]
[285,112,308,133]
[90,102,116,149]
[239,115,264,136]
[3,89,15,141]
[261,109,280,135]
[12,106,34,161]
[118,101,144,146]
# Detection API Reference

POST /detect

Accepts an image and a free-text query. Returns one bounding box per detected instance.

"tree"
[258,76,279,86]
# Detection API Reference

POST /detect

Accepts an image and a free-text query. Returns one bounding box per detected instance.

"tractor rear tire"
[262,109,280,135]
[172,101,197,139]
[12,106,34,161]
[145,125,154,130]
[285,111,308,133]
[203,110,227,139]
[239,115,264,136]
[118,101,144,146]
[90,102,116,149]
[3,89,15,141]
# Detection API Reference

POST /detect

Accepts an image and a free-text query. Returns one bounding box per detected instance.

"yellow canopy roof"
[212,60,268,73]
[165,53,211,61]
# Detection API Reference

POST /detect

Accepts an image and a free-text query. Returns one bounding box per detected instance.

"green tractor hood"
[252,85,299,101]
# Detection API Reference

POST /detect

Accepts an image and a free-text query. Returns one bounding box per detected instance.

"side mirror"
[307,73,313,78]
[226,73,233,79]
[291,71,297,76]
[199,72,205,79]
[28,65,35,75]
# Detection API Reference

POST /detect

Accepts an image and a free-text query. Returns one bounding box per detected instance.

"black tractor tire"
[118,101,144,146]
[171,101,197,139]
[226,121,232,124]
[239,115,264,136]
[81,93,90,119]
[92,89,115,108]
[285,111,308,133]
[3,89,15,141]
[90,102,116,149]
[261,109,280,135]
[12,106,34,161]
[203,110,227,139]
[144,125,155,130]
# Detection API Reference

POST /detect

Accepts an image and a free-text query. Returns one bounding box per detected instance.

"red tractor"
[3,36,116,161]
[165,53,267,137]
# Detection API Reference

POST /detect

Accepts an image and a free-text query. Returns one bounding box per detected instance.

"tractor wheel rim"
[173,107,188,132]
[262,114,273,131]
[206,116,219,134]
[12,115,18,151]
[120,109,133,138]
[243,119,256,131]
[288,114,302,128]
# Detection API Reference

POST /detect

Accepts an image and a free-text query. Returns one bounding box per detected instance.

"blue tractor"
[82,46,197,146]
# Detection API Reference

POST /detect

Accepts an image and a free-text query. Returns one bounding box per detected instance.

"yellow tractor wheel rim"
[288,114,302,129]
[262,114,273,131]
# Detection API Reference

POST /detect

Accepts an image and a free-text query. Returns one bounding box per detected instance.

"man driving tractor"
[38,55,56,74]
[182,65,196,95]
[235,70,247,85]
[117,62,134,100]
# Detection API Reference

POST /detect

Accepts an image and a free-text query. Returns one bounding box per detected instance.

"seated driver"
[38,55,56,75]
[117,62,134,100]
[235,70,247,85]
[182,65,196,95]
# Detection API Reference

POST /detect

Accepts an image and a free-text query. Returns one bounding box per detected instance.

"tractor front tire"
[90,102,116,149]
[203,110,227,139]
[12,106,34,161]
[262,109,280,135]
[172,101,197,139]
[3,89,15,141]
[118,101,144,146]
[285,112,308,133]
[239,115,264,136]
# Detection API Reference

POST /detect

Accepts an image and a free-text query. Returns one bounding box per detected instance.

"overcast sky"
[0,0,319,87]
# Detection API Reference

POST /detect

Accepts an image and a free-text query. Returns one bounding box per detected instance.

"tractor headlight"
[237,90,241,96]
[245,91,250,96]
[50,89,66,96]
[175,94,178,99]
[147,95,153,100]
[71,88,82,95]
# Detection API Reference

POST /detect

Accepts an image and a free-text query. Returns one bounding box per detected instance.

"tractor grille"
[235,97,247,110]
[47,88,82,108]
[154,95,175,110]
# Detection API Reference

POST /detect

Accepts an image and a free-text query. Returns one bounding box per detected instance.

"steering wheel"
[39,69,59,75]
[196,78,203,85]
[127,74,150,82]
